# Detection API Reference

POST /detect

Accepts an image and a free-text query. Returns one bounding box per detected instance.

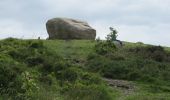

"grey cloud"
[0,0,170,46]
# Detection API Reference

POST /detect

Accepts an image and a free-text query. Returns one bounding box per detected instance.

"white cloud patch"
[0,0,170,46]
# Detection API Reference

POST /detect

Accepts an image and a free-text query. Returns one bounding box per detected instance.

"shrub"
[94,28,118,55]
[86,54,107,72]
[55,66,78,86]
[26,56,44,66]
[101,61,129,79]
[94,41,116,55]
[87,54,128,79]
[80,72,101,85]
[40,54,63,73]
[147,85,170,93]
[39,74,53,85]
[29,41,44,49]
[127,71,141,81]
[0,55,25,98]
[106,27,118,41]
[19,71,39,99]
[86,50,170,85]
[152,51,166,62]
[136,41,144,45]
[62,68,78,83]
[105,52,125,61]
[63,85,114,100]
[129,45,168,62]
[147,45,164,53]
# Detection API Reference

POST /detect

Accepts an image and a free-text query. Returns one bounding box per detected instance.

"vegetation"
[0,37,170,100]
[0,38,115,100]
[106,27,118,41]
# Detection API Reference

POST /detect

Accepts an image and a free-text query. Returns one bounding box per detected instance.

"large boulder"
[112,40,123,48]
[46,18,96,40]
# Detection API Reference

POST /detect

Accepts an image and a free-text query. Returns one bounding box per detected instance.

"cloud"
[0,0,170,46]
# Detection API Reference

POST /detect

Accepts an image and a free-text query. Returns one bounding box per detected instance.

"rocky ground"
[103,78,137,99]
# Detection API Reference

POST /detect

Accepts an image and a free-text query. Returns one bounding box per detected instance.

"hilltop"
[0,38,170,100]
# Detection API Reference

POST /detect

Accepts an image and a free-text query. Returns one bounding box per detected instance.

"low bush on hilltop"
[94,28,117,55]
[129,45,170,62]
[86,40,170,86]
[94,40,116,55]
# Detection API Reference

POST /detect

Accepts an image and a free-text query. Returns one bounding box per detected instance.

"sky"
[0,0,170,46]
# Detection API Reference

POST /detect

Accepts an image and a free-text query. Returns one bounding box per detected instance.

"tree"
[106,27,118,41]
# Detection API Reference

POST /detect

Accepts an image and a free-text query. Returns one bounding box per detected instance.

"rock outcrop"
[46,18,96,40]
[113,40,123,48]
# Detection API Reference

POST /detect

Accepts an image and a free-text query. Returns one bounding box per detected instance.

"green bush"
[62,68,78,83]
[19,71,39,99]
[105,52,125,61]
[94,41,116,55]
[63,85,115,100]
[26,56,44,66]
[0,55,25,98]
[129,45,169,62]
[145,85,170,93]
[87,51,170,85]
[80,72,101,85]
[106,27,118,41]
[39,74,53,85]
[29,41,44,49]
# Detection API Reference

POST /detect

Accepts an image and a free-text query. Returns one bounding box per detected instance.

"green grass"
[125,82,170,100]
[0,38,170,100]
[126,93,170,100]
[43,40,95,58]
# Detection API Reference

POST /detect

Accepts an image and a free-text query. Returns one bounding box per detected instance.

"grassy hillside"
[0,38,170,100]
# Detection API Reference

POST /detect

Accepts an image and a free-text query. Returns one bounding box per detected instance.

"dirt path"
[103,78,136,99]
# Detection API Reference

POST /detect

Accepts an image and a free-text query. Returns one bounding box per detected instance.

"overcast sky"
[0,0,170,46]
